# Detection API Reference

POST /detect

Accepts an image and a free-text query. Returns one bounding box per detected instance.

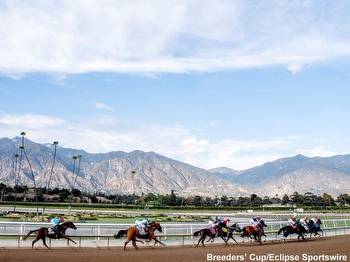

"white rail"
[0,219,349,248]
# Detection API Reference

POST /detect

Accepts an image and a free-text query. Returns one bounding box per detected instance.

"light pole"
[71,155,82,191]
[68,155,78,212]
[13,153,19,212]
[20,132,39,216]
[14,132,26,213]
[43,141,59,214]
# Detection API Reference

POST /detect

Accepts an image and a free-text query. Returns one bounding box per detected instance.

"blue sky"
[0,1,350,169]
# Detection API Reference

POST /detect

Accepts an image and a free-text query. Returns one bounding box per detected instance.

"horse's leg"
[60,235,77,245]
[153,238,165,246]
[132,240,138,250]
[124,240,130,251]
[220,235,228,245]
[42,237,49,249]
[202,235,207,247]
[195,235,203,248]
[195,237,200,248]
[230,235,238,244]
[32,236,40,249]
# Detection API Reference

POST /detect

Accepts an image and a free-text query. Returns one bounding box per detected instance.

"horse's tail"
[114,229,127,239]
[23,230,36,240]
[193,230,202,236]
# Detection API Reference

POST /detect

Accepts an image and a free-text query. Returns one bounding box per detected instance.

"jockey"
[250,216,263,235]
[250,216,261,227]
[135,218,149,235]
[223,218,230,227]
[299,216,309,231]
[49,215,63,238]
[209,216,223,235]
[311,217,320,230]
[288,216,298,229]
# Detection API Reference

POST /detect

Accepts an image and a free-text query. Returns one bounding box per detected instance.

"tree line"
[0,183,349,208]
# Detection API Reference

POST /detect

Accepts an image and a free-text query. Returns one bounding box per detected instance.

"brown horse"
[114,222,165,250]
[23,221,77,248]
[239,220,267,244]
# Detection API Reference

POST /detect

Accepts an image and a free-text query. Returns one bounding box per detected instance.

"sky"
[0,0,350,170]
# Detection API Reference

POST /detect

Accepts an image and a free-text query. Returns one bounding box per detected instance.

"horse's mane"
[58,221,75,229]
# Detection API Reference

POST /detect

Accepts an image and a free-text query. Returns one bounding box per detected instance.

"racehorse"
[208,223,241,244]
[239,219,267,244]
[277,222,307,242]
[114,222,164,250]
[307,218,323,239]
[23,221,77,248]
[193,222,240,247]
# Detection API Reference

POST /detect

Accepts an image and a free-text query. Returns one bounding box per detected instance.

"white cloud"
[0,1,350,76]
[297,147,338,158]
[0,113,347,170]
[94,102,113,111]
[0,114,65,128]
[287,64,303,74]
[0,112,318,170]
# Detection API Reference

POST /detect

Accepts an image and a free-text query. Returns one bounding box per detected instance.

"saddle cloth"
[209,227,217,235]
[48,228,55,235]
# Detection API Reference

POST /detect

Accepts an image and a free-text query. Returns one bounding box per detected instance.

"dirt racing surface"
[0,235,349,262]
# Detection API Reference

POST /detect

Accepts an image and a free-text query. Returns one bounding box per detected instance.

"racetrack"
[0,235,349,262]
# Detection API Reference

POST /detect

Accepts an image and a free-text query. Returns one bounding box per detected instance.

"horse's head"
[316,218,322,225]
[218,221,227,228]
[61,221,77,230]
[150,222,162,233]
[230,223,241,232]
[260,220,267,227]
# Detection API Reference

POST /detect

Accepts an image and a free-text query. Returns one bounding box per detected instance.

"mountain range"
[0,137,349,196]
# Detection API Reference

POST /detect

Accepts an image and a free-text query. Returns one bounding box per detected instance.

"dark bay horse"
[114,222,164,250]
[193,222,240,247]
[278,222,307,242]
[208,223,241,244]
[239,220,267,244]
[23,221,77,248]
[307,218,323,239]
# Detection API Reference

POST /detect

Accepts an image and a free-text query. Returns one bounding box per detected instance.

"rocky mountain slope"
[0,137,242,196]
[0,137,349,196]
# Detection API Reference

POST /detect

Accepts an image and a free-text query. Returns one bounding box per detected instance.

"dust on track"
[0,235,349,262]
